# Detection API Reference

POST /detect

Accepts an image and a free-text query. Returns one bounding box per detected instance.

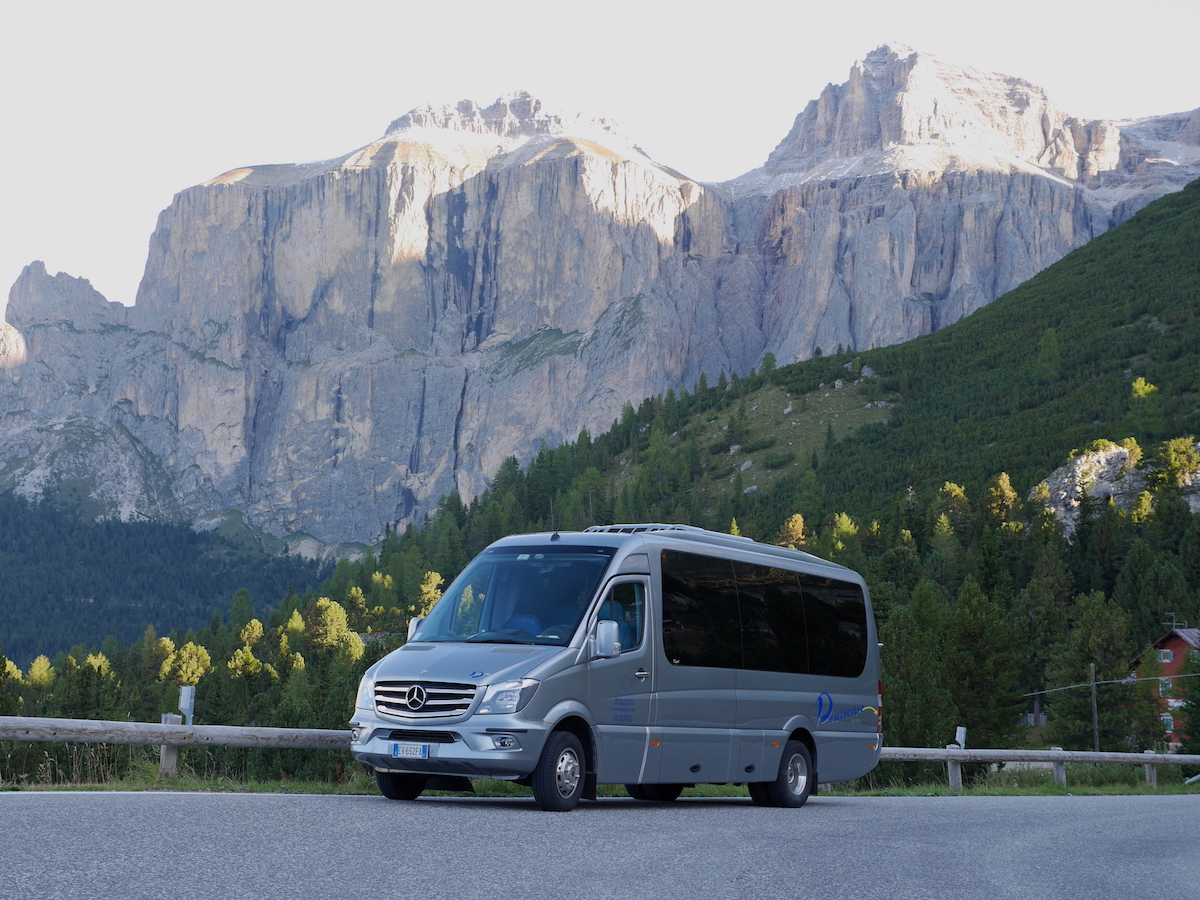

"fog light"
[491,734,520,750]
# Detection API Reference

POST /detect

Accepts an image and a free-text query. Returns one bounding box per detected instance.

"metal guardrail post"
[1143,750,1157,788]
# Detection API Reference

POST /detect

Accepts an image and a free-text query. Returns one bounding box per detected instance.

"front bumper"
[350,713,553,781]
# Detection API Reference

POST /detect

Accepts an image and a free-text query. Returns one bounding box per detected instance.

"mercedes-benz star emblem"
[403,684,427,711]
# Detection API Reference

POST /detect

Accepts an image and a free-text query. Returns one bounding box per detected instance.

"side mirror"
[407,616,424,641]
[593,620,621,659]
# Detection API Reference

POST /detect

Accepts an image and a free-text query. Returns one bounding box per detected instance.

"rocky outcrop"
[1032,442,1200,538]
[2,54,1198,544]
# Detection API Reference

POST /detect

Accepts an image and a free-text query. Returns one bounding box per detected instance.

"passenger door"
[653,550,739,784]
[588,579,655,784]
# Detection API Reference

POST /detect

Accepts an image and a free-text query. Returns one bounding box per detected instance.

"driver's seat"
[504,614,543,634]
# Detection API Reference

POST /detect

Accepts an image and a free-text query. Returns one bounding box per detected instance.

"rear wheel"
[624,783,649,800]
[753,740,813,808]
[532,731,586,811]
[375,770,428,801]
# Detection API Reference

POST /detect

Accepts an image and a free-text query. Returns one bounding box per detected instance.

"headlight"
[476,678,539,715]
[355,674,376,711]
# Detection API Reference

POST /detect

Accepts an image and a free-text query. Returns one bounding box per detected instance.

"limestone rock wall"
[2,54,1197,544]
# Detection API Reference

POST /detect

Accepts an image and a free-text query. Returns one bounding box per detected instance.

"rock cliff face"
[3,50,1198,544]
[730,45,1200,355]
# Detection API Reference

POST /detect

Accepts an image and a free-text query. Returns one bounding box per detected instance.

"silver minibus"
[349,523,882,810]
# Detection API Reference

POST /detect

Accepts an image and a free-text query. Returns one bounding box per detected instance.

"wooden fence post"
[1050,747,1066,787]
[160,714,182,776]
[946,745,963,793]
[1143,750,1157,788]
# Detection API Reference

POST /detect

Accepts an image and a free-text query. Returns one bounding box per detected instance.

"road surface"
[3,792,1195,899]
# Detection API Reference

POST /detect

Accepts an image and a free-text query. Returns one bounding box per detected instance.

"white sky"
[3,0,1198,312]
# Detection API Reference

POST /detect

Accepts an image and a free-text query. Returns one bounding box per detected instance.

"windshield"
[410,544,616,646]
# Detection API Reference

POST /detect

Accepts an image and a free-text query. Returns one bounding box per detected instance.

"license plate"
[391,743,430,759]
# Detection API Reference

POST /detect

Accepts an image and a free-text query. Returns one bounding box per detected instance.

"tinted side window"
[733,562,809,675]
[802,574,868,678]
[661,550,741,668]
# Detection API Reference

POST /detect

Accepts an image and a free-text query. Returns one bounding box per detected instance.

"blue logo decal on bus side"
[816,692,877,725]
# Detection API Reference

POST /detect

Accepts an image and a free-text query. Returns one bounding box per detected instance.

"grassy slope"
[781,178,1200,520]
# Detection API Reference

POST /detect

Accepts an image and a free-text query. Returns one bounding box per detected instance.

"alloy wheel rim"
[786,753,808,796]
[556,747,581,797]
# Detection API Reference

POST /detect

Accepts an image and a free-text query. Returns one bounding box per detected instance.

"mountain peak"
[385,90,622,143]
[380,90,656,168]
[761,44,1069,178]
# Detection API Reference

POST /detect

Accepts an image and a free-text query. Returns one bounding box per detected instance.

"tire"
[625,783,650,800]
[747,781,773,807]
[532,731,586,811]
[641,783,685,802]
[376,770,428,801]
[754,740,813,808]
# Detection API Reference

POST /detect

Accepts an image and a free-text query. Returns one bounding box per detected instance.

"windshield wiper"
[464,633,536,644]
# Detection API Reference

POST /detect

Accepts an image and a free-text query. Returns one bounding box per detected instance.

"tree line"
[0,492,327,668]
[3,426,1199,785]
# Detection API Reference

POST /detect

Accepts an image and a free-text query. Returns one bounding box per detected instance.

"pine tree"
[1176,648,1200,773]
[943,578,1024,754]
[1014,546,1075,719]
[161,641,212,687]
[230,589,254,632]
[49,654,123,720]
[1147,488,1192,555]
[1044,592,1140,751]
[415,571,444,619]
[925,514,963,593]
[0,646,22,715]
[26,655,56,687]
[1180,517,1200,592]
[1114,541,1195,645]
[877,605,957,783]
[775,513,807,549]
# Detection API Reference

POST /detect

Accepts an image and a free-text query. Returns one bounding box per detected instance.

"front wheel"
[376,770,427,801]
[532,731,586,811]
[752,740,813,808]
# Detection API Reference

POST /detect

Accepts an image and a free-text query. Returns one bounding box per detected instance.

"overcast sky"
[3,0,1198,312]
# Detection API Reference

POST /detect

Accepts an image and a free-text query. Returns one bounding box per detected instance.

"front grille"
[374,681,478,719]
[388,729,458,744]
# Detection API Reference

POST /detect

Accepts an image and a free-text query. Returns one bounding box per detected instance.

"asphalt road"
[2,792,1196,900]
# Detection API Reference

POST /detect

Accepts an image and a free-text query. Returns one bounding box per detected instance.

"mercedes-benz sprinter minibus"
[349,524,881,810]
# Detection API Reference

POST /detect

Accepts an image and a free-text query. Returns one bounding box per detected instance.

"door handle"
[635,669,649,681]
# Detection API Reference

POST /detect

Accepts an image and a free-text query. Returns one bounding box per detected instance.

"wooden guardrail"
[0,715,351,749]
[0,715,351,777]
[2,716,1198,786]
[882,745,1200,790]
